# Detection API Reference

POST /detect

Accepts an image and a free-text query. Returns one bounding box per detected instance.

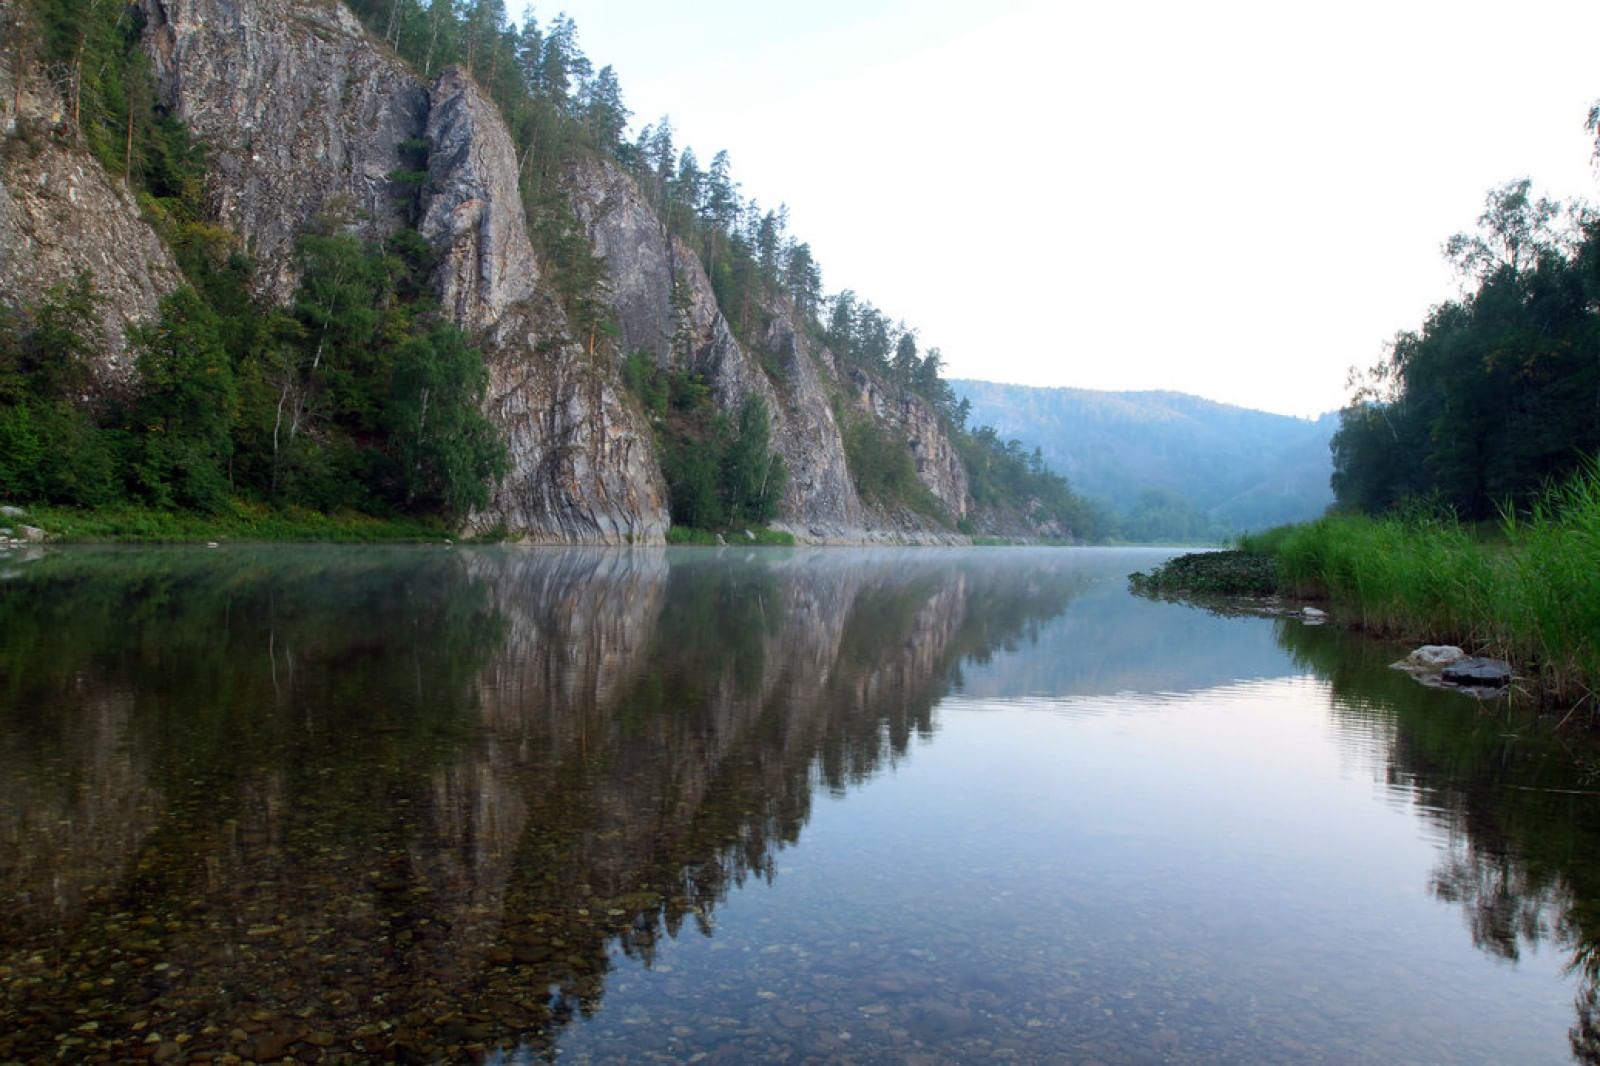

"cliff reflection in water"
[1276,621,1600,1065]
[0,546,1080,1061]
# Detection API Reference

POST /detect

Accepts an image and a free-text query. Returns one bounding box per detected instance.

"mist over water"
[1,546,1596,1063]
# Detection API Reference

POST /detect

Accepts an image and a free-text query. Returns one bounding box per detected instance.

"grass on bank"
[1127,550,1279,597]
[19,501,455,543]
[1223,464,1600,709]
[665,526,796,546]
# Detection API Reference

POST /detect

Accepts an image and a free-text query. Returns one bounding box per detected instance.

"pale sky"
[530,0,1600,418]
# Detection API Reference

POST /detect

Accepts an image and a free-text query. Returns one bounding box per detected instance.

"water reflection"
[7,545,1600,1062]
[0,546,1080,1061]
[1278,621,1600,1063]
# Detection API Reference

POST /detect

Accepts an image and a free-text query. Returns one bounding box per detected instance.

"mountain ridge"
[951,379,1339,533]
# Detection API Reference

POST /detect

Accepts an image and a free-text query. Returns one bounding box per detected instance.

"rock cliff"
[137,0,666,542]
[0,0,1015,542]
[564,155,866,536]
[420,66,538,333]
[0,10,183,381]
[420,71,665,542]
[849,367,969,520]
[565,154,975,542]
[141,0,426,303]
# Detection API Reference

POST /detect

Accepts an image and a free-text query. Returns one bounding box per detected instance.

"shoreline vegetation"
[8,502,459,543]
[0,503,1106,548]
[2,502,812,546]
[1130,463,1600,714]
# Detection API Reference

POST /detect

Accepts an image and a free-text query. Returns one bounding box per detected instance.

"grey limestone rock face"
[0,16,183,380]
[849,368,970,520]
[461,293,668,544]
[140,0,429,302]
[421,76,664,543]
[754,301,872,536]
[565,155,875,538]
[420,68,539,334]
[138,1,666,542]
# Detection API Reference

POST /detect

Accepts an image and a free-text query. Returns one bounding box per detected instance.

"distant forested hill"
[951,382,1337,537]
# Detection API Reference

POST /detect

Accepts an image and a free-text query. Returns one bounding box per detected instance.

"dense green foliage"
[622,353,785,532]
[1118,488,1227,544]
[1333,180,1600,519]
[1127,550,1280,597]
[22,501,452,541]
[247,231,506,517]
[1233,462,1600,709]
[0,275,121,507]
[0,237,505,521]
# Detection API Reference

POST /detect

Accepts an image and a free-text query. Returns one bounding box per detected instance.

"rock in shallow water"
[1441,657,1513,687]
[1408,645,1466,670]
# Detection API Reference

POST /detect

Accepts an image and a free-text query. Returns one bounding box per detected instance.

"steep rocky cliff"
[138,0,666,542]
[419,70,665,542]
[142,0,426,303]
[848,367,970,521]
[565,154,975,542]
[0,10,182,381]
[565,155,865,537]
[0,0,1013,542]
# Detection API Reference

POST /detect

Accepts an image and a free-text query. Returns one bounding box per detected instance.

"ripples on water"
[1,545,1597,1063]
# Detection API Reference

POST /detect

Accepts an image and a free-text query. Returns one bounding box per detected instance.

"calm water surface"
[2,545,1598,1064]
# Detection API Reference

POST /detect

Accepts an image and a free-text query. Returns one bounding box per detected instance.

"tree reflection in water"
[1276,621,1600,1064]
[0,546,1080,1062]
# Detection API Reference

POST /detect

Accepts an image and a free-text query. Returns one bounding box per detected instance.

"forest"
[1332,176,1600,519]
[0,0,1099,538]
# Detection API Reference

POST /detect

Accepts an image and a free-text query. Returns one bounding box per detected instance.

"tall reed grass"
[1241,461,1600,709]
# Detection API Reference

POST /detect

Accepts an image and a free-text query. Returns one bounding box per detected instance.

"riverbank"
[7,502,459,544]
[1130,466,1600,711]
[666,526,797,546]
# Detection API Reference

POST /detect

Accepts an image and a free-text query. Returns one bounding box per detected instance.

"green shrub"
[1262,462,1600,707]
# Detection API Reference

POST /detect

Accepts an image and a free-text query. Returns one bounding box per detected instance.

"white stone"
[1408,645,1466,670]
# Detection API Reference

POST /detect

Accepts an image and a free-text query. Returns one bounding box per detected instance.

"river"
[1,545,1596,1063]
